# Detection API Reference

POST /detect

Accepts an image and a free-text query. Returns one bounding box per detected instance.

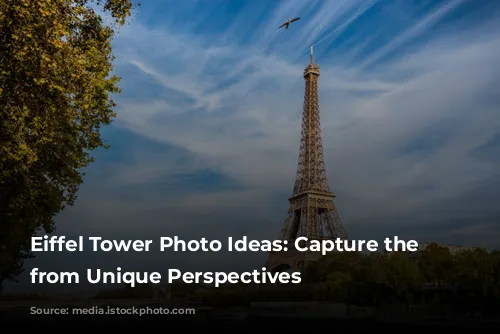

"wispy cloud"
[315,0,382,49]
[358,0,470,69]
[105,0,500,237]
[123,1,499,222]
[7,0,500,293]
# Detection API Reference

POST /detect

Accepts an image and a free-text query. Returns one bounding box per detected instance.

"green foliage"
[454,249,496,298]
[419,243,454,285]
[0,0,134,285]
[95,283,153,299]
[199,248,500,309]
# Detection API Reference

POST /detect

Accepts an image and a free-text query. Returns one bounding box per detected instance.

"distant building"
[417,242,478,254]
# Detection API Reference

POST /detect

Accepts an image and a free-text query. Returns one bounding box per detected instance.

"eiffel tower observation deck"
[266,45,348,272]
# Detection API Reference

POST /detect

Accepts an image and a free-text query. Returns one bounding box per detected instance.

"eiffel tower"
[266,45,348,272]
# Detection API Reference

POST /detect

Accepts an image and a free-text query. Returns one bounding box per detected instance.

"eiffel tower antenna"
[266,45,348,272]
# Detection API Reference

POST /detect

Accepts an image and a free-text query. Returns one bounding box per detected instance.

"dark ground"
[2,312,499,330]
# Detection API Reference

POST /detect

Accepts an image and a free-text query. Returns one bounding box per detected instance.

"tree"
[454,249,495,301]
[378,252,422,304]
[302,251,363,283]
[0,0,134,286]
[418,243,454,286]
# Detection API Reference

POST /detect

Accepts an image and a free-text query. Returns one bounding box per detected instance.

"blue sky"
[7,0,500,293]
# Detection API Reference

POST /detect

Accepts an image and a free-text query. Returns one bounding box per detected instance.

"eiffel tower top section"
[304,45,320,77]
[291,45,332,199]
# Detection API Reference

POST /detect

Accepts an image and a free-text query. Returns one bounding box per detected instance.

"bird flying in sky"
[279,17,301,29]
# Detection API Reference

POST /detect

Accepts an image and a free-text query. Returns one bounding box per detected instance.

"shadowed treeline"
[190,244,500,315]
[4,243,499,315]
[28,243,496,315]
[2,244,500,328]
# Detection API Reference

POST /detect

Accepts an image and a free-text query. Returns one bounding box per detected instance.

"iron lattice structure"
[266,46,348,272]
